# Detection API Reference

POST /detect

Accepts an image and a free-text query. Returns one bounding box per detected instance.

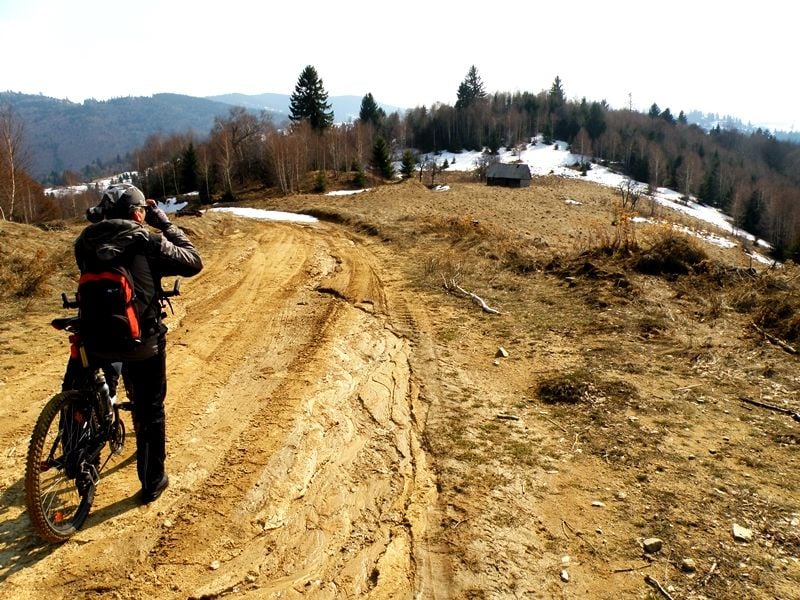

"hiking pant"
[122,335,168,493]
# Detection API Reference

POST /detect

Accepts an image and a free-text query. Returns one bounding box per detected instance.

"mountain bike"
[24,281,180,543]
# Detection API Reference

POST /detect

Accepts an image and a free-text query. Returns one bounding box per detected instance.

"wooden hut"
[486,163,532,188]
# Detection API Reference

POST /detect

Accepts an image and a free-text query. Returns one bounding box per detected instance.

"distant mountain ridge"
[0,91,403,181]
[2,90,794,183]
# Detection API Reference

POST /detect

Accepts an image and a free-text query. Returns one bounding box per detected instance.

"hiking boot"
[140,474,169,504]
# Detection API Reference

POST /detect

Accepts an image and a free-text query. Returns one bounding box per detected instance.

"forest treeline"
[1,66,799,259]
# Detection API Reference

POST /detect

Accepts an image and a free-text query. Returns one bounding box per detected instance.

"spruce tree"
[289,65,334,131]
[179,142,199,193]
[371,136,395,180]
[400,150,417,179]
[359,93,385,127]
[548,76,565,110]
[455,65,487,109]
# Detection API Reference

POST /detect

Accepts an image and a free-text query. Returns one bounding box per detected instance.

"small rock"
[560,569,570,582]
[210,560,221,570]
[616,491,627,501]
[733,523,753,543]
[163,519,173,528]
[493,359,501,366]
[790,517,799,527]
[561,555,571,566]
[496,347,509,358]
[592,501,605,508]
[680,558,697,573]
[643,538,663,553]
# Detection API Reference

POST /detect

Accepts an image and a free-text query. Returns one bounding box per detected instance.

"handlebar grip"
[61,292,80,309]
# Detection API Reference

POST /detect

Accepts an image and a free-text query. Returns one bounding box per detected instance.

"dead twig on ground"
[541,415,567,433]
[561,519,598,554]
[611,563,651,573]
[644,574,675,600]
[700,560,718,587]
[496,413,520,421]
[740,396,800,422]
[442,276,501,315]
[752,322,797,354]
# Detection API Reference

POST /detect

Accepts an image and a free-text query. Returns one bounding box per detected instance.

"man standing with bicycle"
[74,183,202,503]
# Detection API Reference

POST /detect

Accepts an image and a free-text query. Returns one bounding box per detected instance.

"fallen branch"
[561,519,598,554]
[496,413,520,421]
[644,575,675,600]
[443,277,501,315]
[611,563,651,573]
[542,415,567,433]
[700,560,718,587]
[752,323,797,354]
[740,396,800,422]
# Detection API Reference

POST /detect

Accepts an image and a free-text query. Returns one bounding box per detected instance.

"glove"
[145,204,172,231]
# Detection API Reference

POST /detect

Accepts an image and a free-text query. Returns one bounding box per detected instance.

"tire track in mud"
[153,231,436,599]
[2,218,441,599]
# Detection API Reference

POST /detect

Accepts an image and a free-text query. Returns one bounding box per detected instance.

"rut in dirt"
[1,221,442,600]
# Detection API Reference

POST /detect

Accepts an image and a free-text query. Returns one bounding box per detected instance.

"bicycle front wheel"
[25,391,98,543]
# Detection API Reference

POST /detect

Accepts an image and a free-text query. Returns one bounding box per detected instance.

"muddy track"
[0,218,442,599]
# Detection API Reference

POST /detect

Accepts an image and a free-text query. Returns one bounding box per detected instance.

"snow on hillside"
[421,138,774,265]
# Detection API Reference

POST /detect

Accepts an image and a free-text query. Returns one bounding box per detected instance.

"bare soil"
[1,176,799,599]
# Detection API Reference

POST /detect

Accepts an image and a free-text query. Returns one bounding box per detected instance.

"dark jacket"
[74,218,202,360]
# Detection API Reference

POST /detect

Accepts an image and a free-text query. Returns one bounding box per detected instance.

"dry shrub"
[419,250,472,285]
[537,370,595,404]
[500,246,543,274]
[634,232,708,275]
[727,263,800,342]
[537,370,640,406]
[423,214,491,246]
[0,246,51,299]
[754,297,800,343]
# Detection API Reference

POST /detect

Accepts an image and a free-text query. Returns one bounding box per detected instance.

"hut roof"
[486,163,532,180]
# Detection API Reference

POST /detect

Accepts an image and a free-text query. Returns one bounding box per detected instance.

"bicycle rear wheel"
[25,391,99,543]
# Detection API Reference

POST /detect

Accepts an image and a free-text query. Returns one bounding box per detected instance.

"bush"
[313,172,327,193]
[634,233,707,275]
[0,247,51,299]
[537,371,594,404]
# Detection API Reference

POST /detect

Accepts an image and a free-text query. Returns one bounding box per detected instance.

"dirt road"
[1,214,445,599]
[2,179,799,599]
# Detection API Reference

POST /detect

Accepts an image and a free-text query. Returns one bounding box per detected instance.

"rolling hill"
[0,91,403,181]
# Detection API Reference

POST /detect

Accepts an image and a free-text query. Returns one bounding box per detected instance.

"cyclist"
[74,183,202,503]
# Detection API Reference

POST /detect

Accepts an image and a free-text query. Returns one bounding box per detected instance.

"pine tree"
[359,93,385,127]
[585,102,607,141]
[455,65,487,109]
[371,136,395,180]
[289,65,334,131]
[400,150,417,179]
[179,142,199,193]
[548,76,565,110]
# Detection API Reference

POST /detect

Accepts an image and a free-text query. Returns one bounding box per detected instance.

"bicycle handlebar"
[61,279,181,309]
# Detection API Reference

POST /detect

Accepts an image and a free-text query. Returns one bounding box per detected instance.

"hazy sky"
[1,0,797,129]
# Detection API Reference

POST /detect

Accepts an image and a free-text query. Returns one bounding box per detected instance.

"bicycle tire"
[25,391,99,543]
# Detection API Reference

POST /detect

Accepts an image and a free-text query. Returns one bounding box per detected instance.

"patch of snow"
[326,188,371,196]
[208,207,318,223]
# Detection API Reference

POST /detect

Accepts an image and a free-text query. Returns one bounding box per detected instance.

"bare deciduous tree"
[0,104,29,220]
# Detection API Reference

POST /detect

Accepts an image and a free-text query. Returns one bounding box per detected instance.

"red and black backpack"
[77,264,142,354]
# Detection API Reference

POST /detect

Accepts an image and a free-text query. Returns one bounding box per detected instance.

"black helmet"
[86,183,146,221]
